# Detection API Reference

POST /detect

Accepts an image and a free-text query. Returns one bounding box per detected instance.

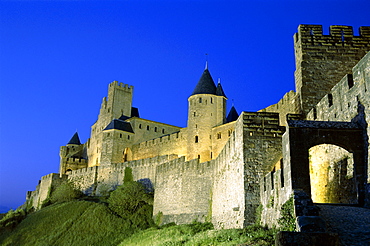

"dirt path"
[317,205,370,246]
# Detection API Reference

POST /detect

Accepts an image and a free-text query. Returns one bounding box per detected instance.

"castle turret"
[59,132,87,175]
[294,25,370,115]
[187,65,227,162]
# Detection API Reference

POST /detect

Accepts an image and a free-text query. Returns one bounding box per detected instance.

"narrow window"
[217,132,221,139]
[271,167,275,190]
[280,159,284,187]
[139,124,142,129]
[120,133,122,138]
[162,129,165,134]
[199,97,202,103]
[210,152,213,159]
[147,125,150,130]
[211,98,213,104]
[155,127,157,132]
[195,135,199,143]
[313,107,317,120]
[197,155,200,159]
[128,135,130,140]
[194,112,196,117]
[328,94,333,107]
[347,74,354,89]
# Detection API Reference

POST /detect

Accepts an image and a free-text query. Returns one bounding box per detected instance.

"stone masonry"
[27,25,370,231]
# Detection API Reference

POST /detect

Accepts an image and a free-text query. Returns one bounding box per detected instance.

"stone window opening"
[217,132,221,139]
[195,135,199,143]
[198,155,200,159]
[155,127,157,132]
[194,112,196,117]
[271,167,275,190]
[347,74,354,89]
[162,129,165,134]
[120,133,122,138]
[280,159,284,188]
[147,125,150,130]
[139,124,142,129]
[328,94,333,107]
[313,107,317,120]
[199,97,202,103]
[127,135,130,140]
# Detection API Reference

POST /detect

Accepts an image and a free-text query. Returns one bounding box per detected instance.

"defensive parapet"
[243,111,286,138]
[294,24,370,116]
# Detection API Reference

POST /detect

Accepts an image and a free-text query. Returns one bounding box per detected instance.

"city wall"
[67,154,178,196]
[153,157,213,225]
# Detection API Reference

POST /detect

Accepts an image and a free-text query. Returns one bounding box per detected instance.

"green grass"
[120,223,276,246]
[0,200,277,246]
[0,201,132,246]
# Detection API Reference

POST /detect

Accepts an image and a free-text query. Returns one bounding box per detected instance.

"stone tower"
[187,65,227,162]
[59,132,87,175]
[294,24,370,116]
[87,81,134,166]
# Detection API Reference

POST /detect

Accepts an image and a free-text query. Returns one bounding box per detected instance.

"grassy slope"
[0,201,276,246]
[120,224,276,246]
[0,201,131,246]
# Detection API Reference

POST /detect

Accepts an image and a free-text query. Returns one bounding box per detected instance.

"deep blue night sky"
[0,0,369,212]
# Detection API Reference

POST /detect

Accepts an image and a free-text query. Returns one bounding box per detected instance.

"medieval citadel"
[27,24,370,231]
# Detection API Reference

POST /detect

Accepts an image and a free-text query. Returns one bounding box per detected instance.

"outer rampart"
[68,155,179,196]
[153,157,213,225]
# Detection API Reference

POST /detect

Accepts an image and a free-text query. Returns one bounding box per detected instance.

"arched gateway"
[283,120,367,206]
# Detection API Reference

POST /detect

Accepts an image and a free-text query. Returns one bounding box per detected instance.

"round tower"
[187,65,227,162]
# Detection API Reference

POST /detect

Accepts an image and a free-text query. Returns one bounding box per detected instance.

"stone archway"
[309,144,357,204]
[283,120,366,206]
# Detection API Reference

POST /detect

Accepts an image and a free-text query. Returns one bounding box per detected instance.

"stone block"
[296,216,326,232]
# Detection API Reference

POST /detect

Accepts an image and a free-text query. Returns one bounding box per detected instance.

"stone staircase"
[317,205,370,246]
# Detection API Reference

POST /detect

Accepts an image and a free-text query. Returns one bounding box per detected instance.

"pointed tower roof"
[226,106,239,123]
[191,68,217,96]
[67,132,81,145]
[216,79,227,98]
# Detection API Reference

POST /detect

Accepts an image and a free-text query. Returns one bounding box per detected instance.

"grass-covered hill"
[0,169,277,245]
[0,200,276,246]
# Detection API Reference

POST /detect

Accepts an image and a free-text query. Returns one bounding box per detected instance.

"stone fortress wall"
[26,24,370,231]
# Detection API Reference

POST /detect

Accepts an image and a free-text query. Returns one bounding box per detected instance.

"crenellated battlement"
[109,80,134,91]
[242,112,285,137]
[295,25,370,42]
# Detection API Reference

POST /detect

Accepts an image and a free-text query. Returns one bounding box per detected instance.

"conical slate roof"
[216,82,227,98]
[191,69,217,96]
[226,106,239,123]
[67,132,81,145]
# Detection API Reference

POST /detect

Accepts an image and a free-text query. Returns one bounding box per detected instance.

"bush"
[0,209,26,230]
[278,196,296,231]
[50,181,84,204]
[108,181,154,229]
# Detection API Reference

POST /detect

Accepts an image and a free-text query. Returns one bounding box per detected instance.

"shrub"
[50,181,84,204]
[108,181,155,229]
[278,196,296,231]
[123,167,133,184]
[0,209,26,230]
